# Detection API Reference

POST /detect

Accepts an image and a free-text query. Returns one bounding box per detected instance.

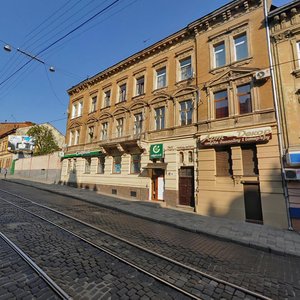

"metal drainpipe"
[263,0,292,230]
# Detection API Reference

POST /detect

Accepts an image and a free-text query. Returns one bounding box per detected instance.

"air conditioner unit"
[255,69,270,80]
[284,168,300,180]
[286,150,300,167]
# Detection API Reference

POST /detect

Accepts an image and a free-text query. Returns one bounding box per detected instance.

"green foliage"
[27,125,60,156]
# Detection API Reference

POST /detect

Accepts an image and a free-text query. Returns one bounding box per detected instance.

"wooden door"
[179,167,195,207]
[244,183,263,224]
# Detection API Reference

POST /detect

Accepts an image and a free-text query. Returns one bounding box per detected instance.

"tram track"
[0,231,71,300]
[0,188,271,300]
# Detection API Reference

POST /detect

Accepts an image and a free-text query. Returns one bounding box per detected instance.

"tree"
[27,125,60,156]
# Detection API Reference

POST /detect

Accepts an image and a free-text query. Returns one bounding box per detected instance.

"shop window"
[85,158,91,174]
[214,90,228,119]
[131,154,141,174]
[242,145,259,176]
[188,151,193,163]
[67,159,72,174]
[72,159,77,173]
[237,83,252,114]
[97,156,105,174]
[180,100,193,125]
[155,107,165,130]
[216,147,233,176]
[113,156,122,174]
[180,152,184,163]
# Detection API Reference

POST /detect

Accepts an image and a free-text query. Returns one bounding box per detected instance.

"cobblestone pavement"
[0,235,60,300]
[1,180,300,299]
[5,178,300,257]
[0,199,190,299]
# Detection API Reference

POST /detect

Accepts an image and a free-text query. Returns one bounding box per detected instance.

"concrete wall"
[13,151,62,183]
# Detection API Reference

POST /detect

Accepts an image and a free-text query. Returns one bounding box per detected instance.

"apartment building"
[269,0,300,230]
[62,0,289,228]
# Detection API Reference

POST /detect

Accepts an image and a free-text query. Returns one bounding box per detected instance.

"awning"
[63,150,102,159]
[143,163,167,170]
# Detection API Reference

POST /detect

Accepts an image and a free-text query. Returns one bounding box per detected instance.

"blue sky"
[0,0,290,134]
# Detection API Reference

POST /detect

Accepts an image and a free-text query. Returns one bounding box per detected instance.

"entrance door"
[152,169,164,200]
[179,167,195,207]
[243,183,263,224]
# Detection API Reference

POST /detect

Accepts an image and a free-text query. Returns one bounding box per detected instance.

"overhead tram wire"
[23,0,100,54]
[0,0,122,89]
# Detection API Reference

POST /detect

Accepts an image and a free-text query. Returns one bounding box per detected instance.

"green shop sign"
[150,144,163,159]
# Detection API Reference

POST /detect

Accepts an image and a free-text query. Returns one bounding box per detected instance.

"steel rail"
[0,231,71,300]
[0,188,271,300]
[0,196,200,300]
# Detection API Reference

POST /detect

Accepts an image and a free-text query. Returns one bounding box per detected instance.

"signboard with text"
[200,127,272,147]
[150,144,164,159]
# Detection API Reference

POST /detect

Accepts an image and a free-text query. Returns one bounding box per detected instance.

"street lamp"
[3,44,55,72]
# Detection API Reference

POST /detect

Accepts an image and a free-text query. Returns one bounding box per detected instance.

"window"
[213,42,226,68]
[242,145,258,176]
[74,129,80,145]
[71,103,78,118]
[134,113,143,135]
[136,76,145,95]
[156,67,166,89]
[179,57,192,80]
[131,154,141,174]
[188,151,193,163]
[180,100,193,125]
[119,84,127,102]
[78,101,83,116]
[104,90,111,107]
[297,41,300,66]
[216,147,233,176]
[85,158,91,174]
[90,96,97,113]
[214,90,228,119]
[113,156,122,173]
[87,126,94,143]
[116,118,124,137]
[155,107,165,130]
[67,159,71,174]
[97,156,105,174]
[237,84,252,114]
[180,152,184,163]
[72,159,77,173]
[101,122,108,140]
[69,131,73,146]
[234,33,248,61]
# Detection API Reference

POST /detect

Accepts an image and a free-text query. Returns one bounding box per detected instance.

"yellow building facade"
[62,0,289,228]
[269,1,300,230]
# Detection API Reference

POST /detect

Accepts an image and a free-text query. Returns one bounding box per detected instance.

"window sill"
[115,100,127,106]
[175,77,194,85]
[101,106,111,111]
[153,87,167,93]
[210,57,253,74]
[132,93,145,100]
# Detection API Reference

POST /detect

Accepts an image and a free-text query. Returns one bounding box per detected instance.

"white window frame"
[155,107,165,130]
[136,76,145,96]
[103,90,111,107]
[90,96,97,113]
[130,154,141,174]
[233,33,248,61]
[74,129,80,145]
[179,100,193,126]
[69,131,73,146]
[179,57,192,81]
[119,84,127,102]
[134,113,143,135]
[213,42,226,68]
[101,122,108,140]
[156,67,167,89]
[116,118,124,138]
[78,101,83,117]
[71,103,78,119]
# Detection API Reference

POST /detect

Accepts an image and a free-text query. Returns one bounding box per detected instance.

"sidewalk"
[4,178,300,257]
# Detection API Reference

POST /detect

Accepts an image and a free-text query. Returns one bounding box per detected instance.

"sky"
[0,0,291,135]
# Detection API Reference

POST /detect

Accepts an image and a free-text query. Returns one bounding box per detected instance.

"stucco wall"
[13,151,62,183]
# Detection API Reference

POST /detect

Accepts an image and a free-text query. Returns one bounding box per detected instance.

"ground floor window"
[131,154,141,174]
[215,147,233,176]
[113,156,122,173]
[85,158,91,174]
[98,156,105,174]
